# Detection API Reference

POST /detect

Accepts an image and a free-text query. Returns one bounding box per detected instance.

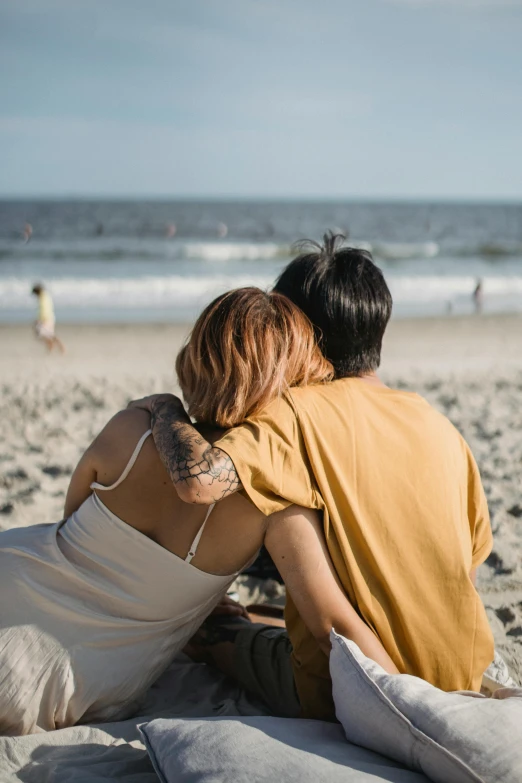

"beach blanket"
[0,653,427,783]
[0,654,270,782]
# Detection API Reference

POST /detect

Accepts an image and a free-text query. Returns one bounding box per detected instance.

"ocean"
[1,199,521,324]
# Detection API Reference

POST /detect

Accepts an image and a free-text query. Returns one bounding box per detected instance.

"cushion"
[330,630,522,783]
[139,715,429,783]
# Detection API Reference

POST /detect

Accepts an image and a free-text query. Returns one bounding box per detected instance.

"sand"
[1,314,522,680]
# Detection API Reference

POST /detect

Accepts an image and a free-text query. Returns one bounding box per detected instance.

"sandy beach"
[1,314,522,680]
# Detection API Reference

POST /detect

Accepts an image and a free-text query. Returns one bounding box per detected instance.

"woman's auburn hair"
[176,287,333,428]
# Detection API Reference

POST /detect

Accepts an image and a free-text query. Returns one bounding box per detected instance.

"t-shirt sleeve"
[214,395,318,517]
[466,445,493,569]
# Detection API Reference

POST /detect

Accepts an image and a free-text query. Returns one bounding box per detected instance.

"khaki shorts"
[234,623,300,718]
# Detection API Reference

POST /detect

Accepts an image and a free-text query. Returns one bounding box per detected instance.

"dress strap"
[185,504,216,564]
[91,429,152,492]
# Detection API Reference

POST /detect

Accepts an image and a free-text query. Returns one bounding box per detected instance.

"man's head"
[274,232,392,378]
[31,284,43,297]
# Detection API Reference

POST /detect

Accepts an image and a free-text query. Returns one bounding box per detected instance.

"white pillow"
[330,630,522,783]
[139,715,430,783]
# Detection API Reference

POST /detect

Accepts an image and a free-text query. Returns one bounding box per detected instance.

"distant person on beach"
[134,233,495,721]
[473,278,484,313]
[0,288,396,735]
[23,223,32,243]
[31,284,65,354]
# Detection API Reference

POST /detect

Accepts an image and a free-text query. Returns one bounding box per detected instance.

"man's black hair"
[274,231,392,378]
[31,283,43,296]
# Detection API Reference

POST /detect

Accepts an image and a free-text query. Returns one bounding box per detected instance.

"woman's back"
[77,407,267,576]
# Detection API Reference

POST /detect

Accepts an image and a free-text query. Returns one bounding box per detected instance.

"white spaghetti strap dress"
[0,430,242,735]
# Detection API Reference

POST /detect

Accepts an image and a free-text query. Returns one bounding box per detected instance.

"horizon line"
[1,193,521,204]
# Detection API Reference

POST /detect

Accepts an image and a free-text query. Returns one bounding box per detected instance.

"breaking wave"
[2,273,522,321]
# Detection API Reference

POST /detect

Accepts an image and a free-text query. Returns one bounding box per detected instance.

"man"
[131,233,493,720]
[31,283,65,354]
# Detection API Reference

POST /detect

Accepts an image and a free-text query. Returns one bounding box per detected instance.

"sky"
[1,0,521,199]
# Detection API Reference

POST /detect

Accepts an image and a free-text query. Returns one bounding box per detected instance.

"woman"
[0,288,397,736]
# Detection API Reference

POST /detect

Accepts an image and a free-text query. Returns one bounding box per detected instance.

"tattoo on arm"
[151,401,241,502]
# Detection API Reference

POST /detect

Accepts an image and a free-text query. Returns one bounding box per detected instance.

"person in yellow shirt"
[31,283,65,354]
[130,233,494,721]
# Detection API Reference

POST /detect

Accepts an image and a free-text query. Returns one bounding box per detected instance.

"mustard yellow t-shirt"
[216,379,494,720]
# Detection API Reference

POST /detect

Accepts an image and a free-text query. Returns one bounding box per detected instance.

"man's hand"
[211,595,251,621]
[128,391,241,505]
[183,597,251,664]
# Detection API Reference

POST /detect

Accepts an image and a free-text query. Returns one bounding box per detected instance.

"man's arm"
[129,394,241,505]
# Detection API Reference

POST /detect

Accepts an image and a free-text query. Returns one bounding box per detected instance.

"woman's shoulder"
[89,407,152,466]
